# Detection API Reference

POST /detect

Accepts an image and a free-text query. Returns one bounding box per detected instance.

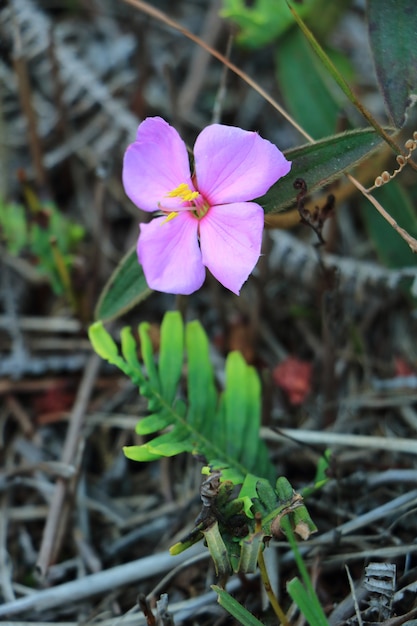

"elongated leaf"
[88,321,120,361]
[95,245,152,322]
[158,312,184,404]
[138,322,160,392]
[367,0,417,128]
[213,586,264,626]
[135,412,170,435]
[287,578,330,626]
[186,321,218,431]
[224,354,257,462]
[260,129,384,213]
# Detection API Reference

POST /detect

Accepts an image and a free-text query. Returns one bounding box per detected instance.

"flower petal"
[123,117,193,213]
[194,124,291,204]
[137,213,205,295]
[199,202,264,294]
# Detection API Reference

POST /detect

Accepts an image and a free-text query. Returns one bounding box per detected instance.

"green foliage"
[0,196,84,294]
[260,129,384,214]
[284,518,329,625]
[276,29,354,139]
[367,0,417,128]
[213,586,265,625]
[89,312,318,576]
[89,312,274,481]
[95,245,152,322]
[221,0,349,48]
[221,0,316,48]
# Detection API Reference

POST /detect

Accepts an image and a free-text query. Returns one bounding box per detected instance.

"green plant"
[0,196,84,295]
[89,313,323,617]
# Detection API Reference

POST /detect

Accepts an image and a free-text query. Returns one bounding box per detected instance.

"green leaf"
[277,29,350,139]
[120,327,141,371]
[367,0,417,128]
[203,523,231,577]
[135,412,170,435]
[213,586,265,626]
[260,129,384,213]
[220,0,316,48]
[123,445,162,463]
[158,312,184,404]
[88,322,120,362]
[361,181,417,269]
[287,577,330,626]
[224,354,259,463]
[138,322,160,392]
[186,320,218,431]
[95,245,152,322]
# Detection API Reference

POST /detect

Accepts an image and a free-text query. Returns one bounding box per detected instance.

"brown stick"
[36,353,101,576]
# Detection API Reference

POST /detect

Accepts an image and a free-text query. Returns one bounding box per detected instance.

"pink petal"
[199,202,264,294]
[137,213,205,295]
[123,117,193,213]
[193,124,291,205]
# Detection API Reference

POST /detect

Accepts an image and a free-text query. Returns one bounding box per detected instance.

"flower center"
[163,183,210,220]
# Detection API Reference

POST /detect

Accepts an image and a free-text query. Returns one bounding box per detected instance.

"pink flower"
[123,117,291,295]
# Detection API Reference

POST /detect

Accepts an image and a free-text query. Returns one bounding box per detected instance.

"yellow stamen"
[161,211,179,225]
[166,183,199,202]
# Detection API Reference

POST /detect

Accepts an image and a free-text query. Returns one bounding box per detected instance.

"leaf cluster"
[0,196,84,294]
[89,312,274,483]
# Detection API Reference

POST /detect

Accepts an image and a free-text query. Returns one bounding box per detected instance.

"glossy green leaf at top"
[367,0,417,128]
[260,128,384,213]
[95,245,152,322]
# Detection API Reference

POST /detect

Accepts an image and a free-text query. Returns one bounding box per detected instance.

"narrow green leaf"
[95,245,152,322]
[260,129,384,213]
[120,327,141,371]
[186,320,217,431]
[138,322,160,391]
[287,577,329,626]
[367,0,417,128]
[222,353,273,479]
[158,312,184,404]
[213,586,265,626]
[88,322,119,362]
[135,412,170,435]
[123,445,161,463]
[224,352,255,462]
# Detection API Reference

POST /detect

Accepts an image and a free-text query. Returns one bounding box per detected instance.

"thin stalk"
[257,548,289,626]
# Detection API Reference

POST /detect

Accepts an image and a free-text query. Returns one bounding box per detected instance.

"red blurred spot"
[394,357,415,377]
[273,357,312,405]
